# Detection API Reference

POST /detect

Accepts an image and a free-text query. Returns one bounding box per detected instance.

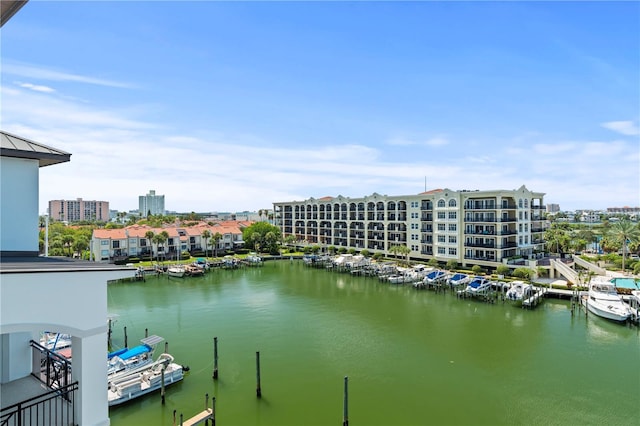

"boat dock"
[522,287,547,309]
[181,408,213,426]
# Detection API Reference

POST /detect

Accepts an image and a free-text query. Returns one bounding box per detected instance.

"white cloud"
[386,135,449,147]
[423,136,449,147]
[16,82,56,93]
[601,120,640,136]
[3,84,638,214]
[3,61,136,89]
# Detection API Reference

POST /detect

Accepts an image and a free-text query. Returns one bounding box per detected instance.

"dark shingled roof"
[1,130,71,167]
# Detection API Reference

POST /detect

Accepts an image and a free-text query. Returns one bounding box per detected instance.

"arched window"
[518,199,523,208]
[524,199,529,208]
[449,199,457,207]
[438,199,446,208]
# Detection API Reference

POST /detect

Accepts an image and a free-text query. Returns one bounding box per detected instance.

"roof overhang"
[1,130,71,167]
[1,0,28,27]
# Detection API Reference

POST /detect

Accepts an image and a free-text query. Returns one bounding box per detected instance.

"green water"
[107,261,639,426]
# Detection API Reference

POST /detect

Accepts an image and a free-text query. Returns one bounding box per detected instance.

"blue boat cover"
[108,347,128,359]
[119,344,152,360]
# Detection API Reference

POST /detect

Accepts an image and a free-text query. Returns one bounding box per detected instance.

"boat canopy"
[119,344,152,360]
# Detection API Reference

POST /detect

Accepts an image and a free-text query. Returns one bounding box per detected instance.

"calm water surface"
[107,261,639,426]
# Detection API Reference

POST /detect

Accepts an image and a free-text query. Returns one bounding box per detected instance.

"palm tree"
[202,230,211,258]
[212,232,222,258]
[160,231,170,260]
[607,220,640,273]
[62,234,75,257]
[258,209,264,222]
[145,231,155,261]
[152,234,165,262]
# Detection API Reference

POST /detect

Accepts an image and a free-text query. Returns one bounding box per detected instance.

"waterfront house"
[90,220,250,263]
[0,131,134,425]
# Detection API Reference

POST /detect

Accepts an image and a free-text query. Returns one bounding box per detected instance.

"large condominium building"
[273,185,547,270]
[139,189,165,217]
[48,198,110,222]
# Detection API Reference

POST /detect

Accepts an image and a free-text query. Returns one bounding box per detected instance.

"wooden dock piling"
[124,326,128,348]
[256,351,262,398]
[343,376,349,426]
[213,337,219,380]
[161,364,166,404]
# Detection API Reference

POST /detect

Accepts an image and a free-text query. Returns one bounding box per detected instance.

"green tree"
[606,220,640,272]
[144,231,155,260]
[201,229,211,258]
[496,264,510,277]
[62,234,75,257]
[73,237,89,258]
[284,235,297,246]
[471,264,483,275]
[513,267,533,281]
[211,232,222,258]
[446,259,459,270]
[243,222,282,254]
[544,223,571,254]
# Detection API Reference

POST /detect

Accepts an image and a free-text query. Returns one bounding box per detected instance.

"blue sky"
[2,1,638,214]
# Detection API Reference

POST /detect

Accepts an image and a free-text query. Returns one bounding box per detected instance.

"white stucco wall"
[1,269,132,425]
[0,270,132,335]
[0,332,32,382]
[0,157,40,253]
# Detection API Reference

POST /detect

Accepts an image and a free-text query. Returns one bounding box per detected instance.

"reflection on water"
[108,261,639,426]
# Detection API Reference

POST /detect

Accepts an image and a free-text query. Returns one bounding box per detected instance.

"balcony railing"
[30,341,72,391]
[0,381,78,426]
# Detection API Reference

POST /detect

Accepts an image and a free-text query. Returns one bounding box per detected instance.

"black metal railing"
[0,381,78,426]
[29,341,72,391]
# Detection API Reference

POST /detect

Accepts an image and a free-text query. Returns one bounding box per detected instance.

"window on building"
[438,235,446,243]
[448,211,457,219]
[437,212,446,219]
[438,247,446,254]
[448,236,457,243]
[438,199,446,208]
[449,199,457,207]
[449,224,457,231]
[448,247,457,255]
[438,223,446,231]
[519,199,523,208]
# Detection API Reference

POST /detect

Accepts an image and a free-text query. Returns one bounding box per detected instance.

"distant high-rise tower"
[48,198,109,222]
[139,190,165,217]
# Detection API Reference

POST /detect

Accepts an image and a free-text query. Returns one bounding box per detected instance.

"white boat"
[167,265,185,278]
[585,280,632,322]
[423,270,447,284]
[465,277,492,294]
[448,273,470,287]
[108,353,184,406]
[41,332,72,351]
[107,335,164,383]
[505,280,535,305]
[627,290,640,322]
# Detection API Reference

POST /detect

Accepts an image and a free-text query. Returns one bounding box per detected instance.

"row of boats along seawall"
[41,332,186,406]
[152,254,264,278]
[303,253,640,324]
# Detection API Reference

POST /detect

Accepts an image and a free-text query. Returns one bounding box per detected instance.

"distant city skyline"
[2,2,638,214]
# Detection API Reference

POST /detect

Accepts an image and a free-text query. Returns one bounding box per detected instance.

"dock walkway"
[181,408,214,426]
